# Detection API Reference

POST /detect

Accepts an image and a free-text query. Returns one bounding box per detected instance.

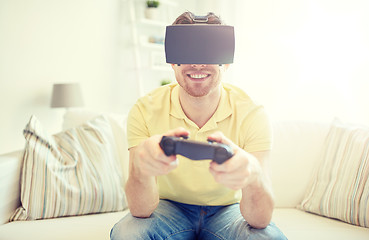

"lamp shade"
[50,83,84,108]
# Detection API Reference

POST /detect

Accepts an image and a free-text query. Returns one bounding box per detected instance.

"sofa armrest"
[0,150,24,225]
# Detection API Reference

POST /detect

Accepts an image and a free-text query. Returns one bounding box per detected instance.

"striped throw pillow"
[10,115,126,221]
[299,119,369,228]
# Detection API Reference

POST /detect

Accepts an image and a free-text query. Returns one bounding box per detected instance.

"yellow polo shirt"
[127,83,272,206]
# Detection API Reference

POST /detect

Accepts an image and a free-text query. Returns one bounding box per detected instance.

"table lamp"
[50,83,84,109]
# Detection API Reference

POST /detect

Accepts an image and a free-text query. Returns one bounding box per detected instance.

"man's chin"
[184,87,211,98]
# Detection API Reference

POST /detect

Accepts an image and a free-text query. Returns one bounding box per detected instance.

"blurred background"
[0,0,368,154]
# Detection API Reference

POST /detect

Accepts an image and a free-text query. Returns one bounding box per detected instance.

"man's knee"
[110,222,124,240]
[110,206,196,240]
[110,214,152,240]
[248,222,287,240]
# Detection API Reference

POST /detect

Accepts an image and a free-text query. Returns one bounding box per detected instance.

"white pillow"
[10,115,126,221]
[299,119,369,228]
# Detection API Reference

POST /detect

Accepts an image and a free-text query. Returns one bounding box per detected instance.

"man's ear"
[171,63,181,67]
[223,64,230,71]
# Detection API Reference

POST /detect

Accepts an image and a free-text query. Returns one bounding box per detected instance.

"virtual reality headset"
[165,24,235,65]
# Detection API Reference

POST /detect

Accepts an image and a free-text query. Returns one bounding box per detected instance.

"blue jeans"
[110,200,287,240]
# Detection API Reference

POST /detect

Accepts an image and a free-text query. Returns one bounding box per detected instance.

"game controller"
[159,136,234,164]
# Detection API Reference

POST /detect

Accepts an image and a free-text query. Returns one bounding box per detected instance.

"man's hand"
[207,131,274,229]
[125,127,189,218]
[133,127,189,178]
[208,132,263,190]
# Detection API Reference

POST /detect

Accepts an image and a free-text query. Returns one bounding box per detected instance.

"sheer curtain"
[201,0,369,123]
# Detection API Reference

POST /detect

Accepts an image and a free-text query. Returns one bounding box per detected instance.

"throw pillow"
[10,115,126,221]
[299,119,369,228]
[62,109,129,183]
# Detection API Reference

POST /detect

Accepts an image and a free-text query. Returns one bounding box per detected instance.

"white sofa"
[0,110,368,240]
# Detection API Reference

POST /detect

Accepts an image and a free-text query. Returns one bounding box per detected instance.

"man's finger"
[165,127,190,138]
[207,131,235,148]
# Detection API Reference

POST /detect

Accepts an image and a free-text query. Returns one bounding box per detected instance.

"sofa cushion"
[10,115,126,221]
[272,208,369,240]
[299,119,369,228]
[0,210,128,240]
[271,121,329,208]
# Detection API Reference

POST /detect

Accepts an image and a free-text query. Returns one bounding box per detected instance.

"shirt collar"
[170,83,232,124]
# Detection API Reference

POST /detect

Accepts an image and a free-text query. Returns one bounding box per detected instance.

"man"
[111,12,286,239]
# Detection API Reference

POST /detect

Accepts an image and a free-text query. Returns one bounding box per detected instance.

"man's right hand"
[131,127,190,178]
[126,127,189,218]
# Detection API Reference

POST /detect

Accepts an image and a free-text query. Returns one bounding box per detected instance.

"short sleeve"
[126,102,149,149]
[241,107,273,153]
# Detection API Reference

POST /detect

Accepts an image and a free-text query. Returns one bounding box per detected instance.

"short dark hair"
[172,12,223,25]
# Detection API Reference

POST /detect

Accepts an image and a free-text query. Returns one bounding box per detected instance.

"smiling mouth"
[187,74,210,80]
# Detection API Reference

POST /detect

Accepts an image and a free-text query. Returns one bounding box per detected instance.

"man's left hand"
[208,132,263,190]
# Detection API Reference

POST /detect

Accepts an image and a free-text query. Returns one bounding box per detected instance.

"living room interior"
[1,0,368,155]
[0,0,369,239]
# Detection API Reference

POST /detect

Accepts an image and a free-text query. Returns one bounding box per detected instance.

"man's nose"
[190,64,207,69]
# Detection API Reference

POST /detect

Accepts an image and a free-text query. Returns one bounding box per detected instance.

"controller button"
[207,139,216,144]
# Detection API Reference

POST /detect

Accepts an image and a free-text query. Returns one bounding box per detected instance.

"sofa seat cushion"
[0,210,128,240]
[272,208,369,240]
[2,208,369,240]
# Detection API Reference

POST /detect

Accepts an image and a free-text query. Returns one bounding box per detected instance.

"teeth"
[190,74,208,79]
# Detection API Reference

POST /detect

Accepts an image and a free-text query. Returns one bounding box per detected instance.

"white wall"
[0,0,121,154]
[228,0,369,124]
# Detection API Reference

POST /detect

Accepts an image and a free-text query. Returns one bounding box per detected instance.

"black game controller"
[159,136,234,164]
